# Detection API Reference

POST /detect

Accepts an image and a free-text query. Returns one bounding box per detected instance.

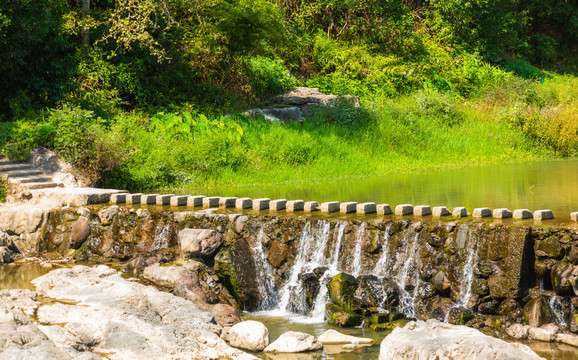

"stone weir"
[3,205,578,347]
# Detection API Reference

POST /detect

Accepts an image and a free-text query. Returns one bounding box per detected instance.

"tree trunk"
[81,0,90,46]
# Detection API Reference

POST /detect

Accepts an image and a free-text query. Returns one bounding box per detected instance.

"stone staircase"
[0,156,61,191]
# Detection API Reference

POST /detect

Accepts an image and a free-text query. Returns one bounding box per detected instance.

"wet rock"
[70,218,90,249]
[268,239,288,268]
[447,307,474,325]
[478,299,501,315]
[432,271,451,293]
[264,331,322,353]
[485,226,533,299]
[498,298,523,318]
[214,239,262,310]
[235,216,249,233]
[97,205,119,225]
[556,332,578,347]
[550,261,574,294]
[179,228,223,258]
[300,272,321,310]
[329,273,358,312]
[325,303,363,327]
[355,275,399,311]
[229,320,269,352]
[524,297,556,327]
[536,237,563,258]
[378,319,543,360]
[318,330,373,345]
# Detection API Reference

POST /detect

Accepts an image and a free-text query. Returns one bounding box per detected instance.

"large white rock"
[317,329,373,345]
[378,320,544,360]
[228,320,269,352]
[264,331,322,353]
[31,265,257,360]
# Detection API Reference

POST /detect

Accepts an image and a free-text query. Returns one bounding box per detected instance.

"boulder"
[432,271,451,293]
[378,320,543,360]
[524,297,556,327]
[268,239,288,268]
[329,273,358,312]
[97,205,119,225]
[228,320,269,352]
[264,331,322,353]
[70,218,90,249]
[550,261,574,294]
[325,303,363,327]
[317,329,372,345]
[30,265,255,360]
[179,228,223,258]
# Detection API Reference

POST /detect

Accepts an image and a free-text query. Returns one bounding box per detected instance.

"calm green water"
[185,159,578,220]
[245,314,578,360]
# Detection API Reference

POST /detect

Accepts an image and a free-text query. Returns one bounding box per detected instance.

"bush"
[414,90,463,127]
[0,179,6,203]
[246,56,299,97]
[307,97,374,128]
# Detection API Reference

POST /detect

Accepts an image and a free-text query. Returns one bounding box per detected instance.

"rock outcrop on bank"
[379,320,544,360]
[0,265,257,360]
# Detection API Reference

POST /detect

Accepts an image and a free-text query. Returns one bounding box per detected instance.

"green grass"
[1,74,576,194]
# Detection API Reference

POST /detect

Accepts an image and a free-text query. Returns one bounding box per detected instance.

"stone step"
[0,164,34,172]
[0,158,19,166]
[25,182,59,190]
[2,170,44,178]
[10,176,54,184]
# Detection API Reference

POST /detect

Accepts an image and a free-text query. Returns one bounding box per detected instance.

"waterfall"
[252,229,278,310]
[275,220,332,316]
[351,223,366,277]
[445,232,479,322]
[396,233,420,318]
[309,221,347,320]
[549,297,567,327]
[373,225,392,276]
[329,221,347,271]
[456,235,479,308]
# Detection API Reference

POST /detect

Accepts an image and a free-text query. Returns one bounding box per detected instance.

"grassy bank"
[1,1,577,193]
[2,72,576,193]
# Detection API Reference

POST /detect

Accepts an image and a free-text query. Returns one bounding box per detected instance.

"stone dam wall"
[2,205,578,343]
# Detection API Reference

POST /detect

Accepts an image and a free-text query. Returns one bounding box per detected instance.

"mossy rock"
[329,272,358,312]
[536,237,563,258]
[524,296,555,327]
[325,302,363,327]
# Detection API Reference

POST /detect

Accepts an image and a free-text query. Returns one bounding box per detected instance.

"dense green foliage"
[0,0,577,190]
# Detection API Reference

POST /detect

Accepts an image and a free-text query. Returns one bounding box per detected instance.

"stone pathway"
[0,155,60,191]
[0,155,126,208]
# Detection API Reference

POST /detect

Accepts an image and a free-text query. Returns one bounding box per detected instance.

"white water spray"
[351,223,366,277]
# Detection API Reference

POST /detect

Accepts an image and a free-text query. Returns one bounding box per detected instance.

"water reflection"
[187,159,578,218]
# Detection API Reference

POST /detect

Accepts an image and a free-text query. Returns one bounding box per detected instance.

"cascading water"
[251,229,278,310]
[396,233,420,318]
[373,225,392,277]
[445,231,479,322]
[275,220,332,316]
[309,221,347,319]
[549,296,567,327]
[351,223,366,277]
[456,235,479,308]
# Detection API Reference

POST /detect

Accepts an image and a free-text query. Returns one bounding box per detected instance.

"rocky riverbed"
[1,204,578,358]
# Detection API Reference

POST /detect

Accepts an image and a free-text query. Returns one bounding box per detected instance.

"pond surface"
[189,159,578,220]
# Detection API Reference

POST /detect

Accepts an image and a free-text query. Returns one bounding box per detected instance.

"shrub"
[246,56,299,97]
[0,179,6,203]
[414,90,463,127]
[307,97,374,128]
